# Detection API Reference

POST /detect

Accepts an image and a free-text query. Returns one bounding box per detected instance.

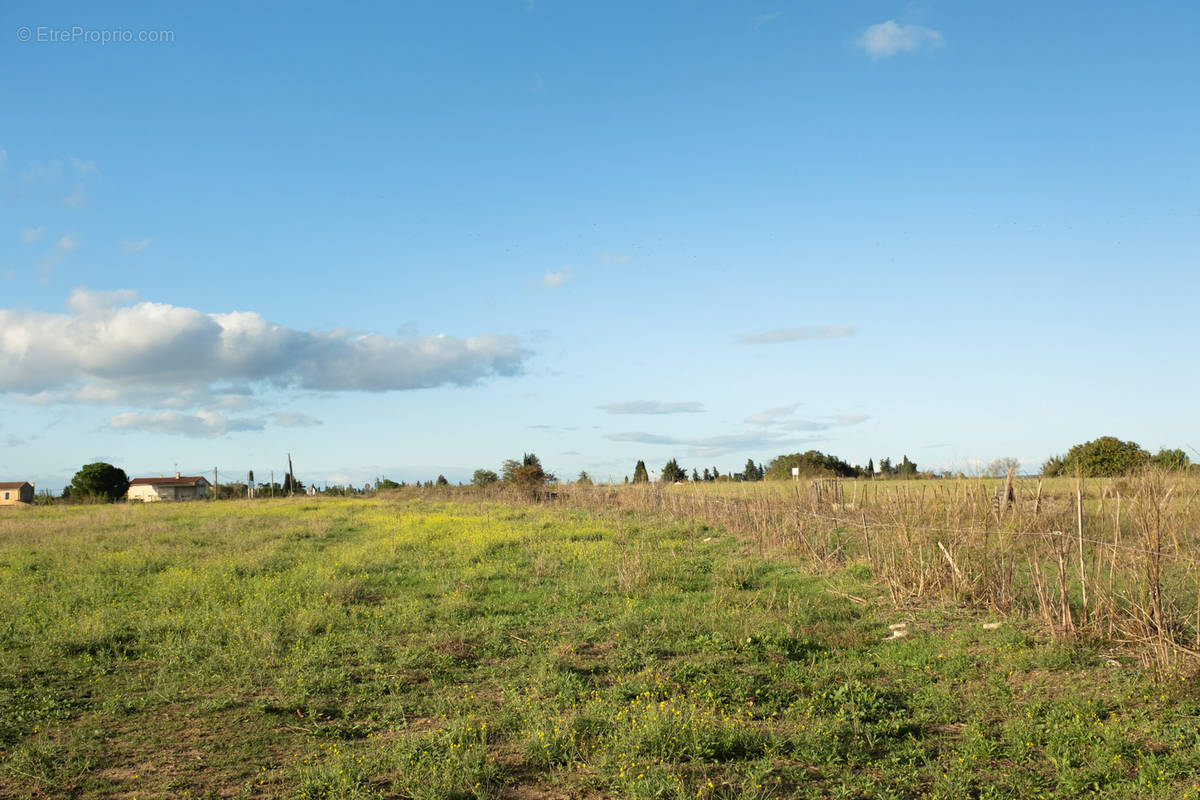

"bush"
[1044,436,1151,477]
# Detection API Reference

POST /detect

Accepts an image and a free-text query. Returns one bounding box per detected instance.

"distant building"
[0,482,34,506]
[127,473,211,502]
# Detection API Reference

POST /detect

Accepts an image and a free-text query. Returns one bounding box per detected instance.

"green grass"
[1,497,1198,799]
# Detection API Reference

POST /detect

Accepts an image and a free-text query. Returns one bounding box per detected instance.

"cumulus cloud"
[0,288,531,403]
[736,325,854,345]
[858,20,944,60]
[598,401,705,415]
[536,270,570,288]
[55,235,78,252]
[69,157,97,175]
[107,410,266,438]
[64,184,86,207]
[20,226,46,244]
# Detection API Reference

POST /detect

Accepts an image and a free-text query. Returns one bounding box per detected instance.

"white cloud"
[0,288,531,401]
[120,238,152,254]
[64,184,86,207]
[536,270,570,288]
[55,235,78,252]
[754,12,782,29]
[782,413,870,432]
[736,325,854,344]
[20,226,46,244]
[598,401,705,415]
[745,403,801,425]
[69,157,97,175]
[108,410,265,438]
[858,20,944,60]
[275,411,322,428]
[604,429,811,458]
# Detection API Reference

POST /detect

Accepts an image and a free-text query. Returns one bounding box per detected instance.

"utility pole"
[287,453,295,497]
[270,470,274,498]
[213,467,218,501]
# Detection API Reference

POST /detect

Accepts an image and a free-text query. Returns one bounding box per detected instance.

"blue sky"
[2,1,1197,490]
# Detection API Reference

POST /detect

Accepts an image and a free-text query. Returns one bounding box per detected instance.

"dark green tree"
[866,458,874,477]
[436,474,449,486]
[691,469,700,482]
[632,460,649,484]
[702,468,711,481]
[576,470,593,485]
[70,462,130,502]
[898,455,918,478]
[661,458,687,483]
[765,451,860,480]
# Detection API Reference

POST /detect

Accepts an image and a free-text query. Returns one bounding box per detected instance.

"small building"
[0,482,34,506]
[128,473,211,502]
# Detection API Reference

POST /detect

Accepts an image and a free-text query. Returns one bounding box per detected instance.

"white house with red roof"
[127,473,211,502]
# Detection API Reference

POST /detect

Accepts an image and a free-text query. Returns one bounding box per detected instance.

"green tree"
[576,470,593,485]
[436,474,449,486]
[661,458,687,483]
[503,453,552,494]
[1041,455,1067,478]
[1151,448,1190,471]
[765,450,860,480]
[866,458,874,477]
[632,460,649,484]
[70,462,130,502]
[1063,436,1149,477]
[472,469,499,487]
[377,478,402,490]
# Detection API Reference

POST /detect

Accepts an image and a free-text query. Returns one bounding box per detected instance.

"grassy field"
[2,496,1199,799]
[564,472,1200,673]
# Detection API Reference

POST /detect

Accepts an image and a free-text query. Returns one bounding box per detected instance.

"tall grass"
[518,471,1200,673]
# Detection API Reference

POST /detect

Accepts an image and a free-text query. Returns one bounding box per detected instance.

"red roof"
[129,476,210,486]
[0,481,31,490]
